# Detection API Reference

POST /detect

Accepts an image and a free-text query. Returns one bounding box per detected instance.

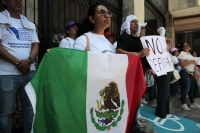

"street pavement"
[140,94,200,133]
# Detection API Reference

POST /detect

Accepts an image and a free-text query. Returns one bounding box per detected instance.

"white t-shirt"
[59,37,75,49]
[0,17,39,75]
[74,31,113,53]
[178,51,197,72]
[172,56,181,72]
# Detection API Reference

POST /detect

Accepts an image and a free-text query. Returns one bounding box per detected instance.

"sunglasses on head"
[98,8,113,17]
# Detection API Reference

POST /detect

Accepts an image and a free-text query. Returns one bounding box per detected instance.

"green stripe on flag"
[31,48,88,133]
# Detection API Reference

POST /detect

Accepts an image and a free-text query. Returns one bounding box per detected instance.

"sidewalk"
[141,94,200,133]
[170,96,200,123]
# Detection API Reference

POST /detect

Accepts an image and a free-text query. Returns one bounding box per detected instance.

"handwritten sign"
[140,36,174,76]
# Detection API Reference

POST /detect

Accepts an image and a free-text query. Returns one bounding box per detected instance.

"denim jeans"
[179,70,195,104]
[0,71,34,133]
[148,75,157,101]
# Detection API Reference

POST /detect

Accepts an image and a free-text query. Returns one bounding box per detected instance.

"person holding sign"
[153,28,173,119]
[116,15,150,133]
[140,27,174,119]
[178,43,200,110]
[154,39,173,118]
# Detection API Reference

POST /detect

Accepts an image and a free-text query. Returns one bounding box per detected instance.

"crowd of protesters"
[1,1,200,133]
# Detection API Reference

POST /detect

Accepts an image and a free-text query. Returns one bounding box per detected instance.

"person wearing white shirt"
[59,21,79,49]
[74,4,113,53]
[169,47,181,95]
[178,42,200,110]
[0,0,39,132]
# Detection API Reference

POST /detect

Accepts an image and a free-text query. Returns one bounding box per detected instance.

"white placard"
[140,36,174,76]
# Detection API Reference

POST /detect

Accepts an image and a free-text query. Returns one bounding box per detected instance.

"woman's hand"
[47,49,51,52]
[139,48,150,58]
[179,59,196,67]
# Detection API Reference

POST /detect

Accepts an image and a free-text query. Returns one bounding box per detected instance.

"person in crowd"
[74,4,113,53]
[155,27,173,118]
[190,50,200,98]
[116,15,150,133]
[59,21,79,48]
[104,31,115,44]
[190,51,197,57]
[170,47,181,96]
[0,0,39,133]
[146,70,157,107]
[178,43,200,110]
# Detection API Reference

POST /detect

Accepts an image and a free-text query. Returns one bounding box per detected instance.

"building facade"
[168,0,200,55]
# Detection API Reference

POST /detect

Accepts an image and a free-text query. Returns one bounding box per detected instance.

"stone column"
[122,0,145,23]
[165,12,174,46]
[134,0,145,23]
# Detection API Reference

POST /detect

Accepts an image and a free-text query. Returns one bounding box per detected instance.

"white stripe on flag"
[86,52,129,133]
[25,82,37,114]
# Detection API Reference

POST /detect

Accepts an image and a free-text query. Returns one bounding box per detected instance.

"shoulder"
[20,14,36,30]
[74,34,87,50]
[60,38,68,43]
[118,32,130,39]
[117,33,132,44]
[0,11,10,24]
[76,34,87,42]
[178,51,186,59]
[179,51,186,56]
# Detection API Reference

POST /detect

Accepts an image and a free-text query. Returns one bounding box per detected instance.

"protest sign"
[140,36,174,76]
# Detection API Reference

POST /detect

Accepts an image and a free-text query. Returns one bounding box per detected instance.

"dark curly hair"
[77,3,104,37]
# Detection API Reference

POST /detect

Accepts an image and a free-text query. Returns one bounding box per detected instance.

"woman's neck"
[184,51,189,53]
[91,28,105,35]
[68,35,76,40]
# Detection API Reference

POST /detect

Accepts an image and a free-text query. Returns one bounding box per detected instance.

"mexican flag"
[25,48,146,133]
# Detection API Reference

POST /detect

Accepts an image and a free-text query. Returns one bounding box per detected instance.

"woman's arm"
[116,48,140,56]
[178,59,196,67]
[116,48,150,58]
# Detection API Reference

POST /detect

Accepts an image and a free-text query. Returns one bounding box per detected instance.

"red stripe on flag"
[125,55,146,133]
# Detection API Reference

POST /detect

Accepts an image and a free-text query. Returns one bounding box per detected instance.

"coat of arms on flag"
[90,81,125,131]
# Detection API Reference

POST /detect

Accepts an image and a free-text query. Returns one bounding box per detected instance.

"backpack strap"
[83,34,90,51]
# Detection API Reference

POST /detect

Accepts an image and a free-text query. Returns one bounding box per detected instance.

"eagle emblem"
[90,81,125,131]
